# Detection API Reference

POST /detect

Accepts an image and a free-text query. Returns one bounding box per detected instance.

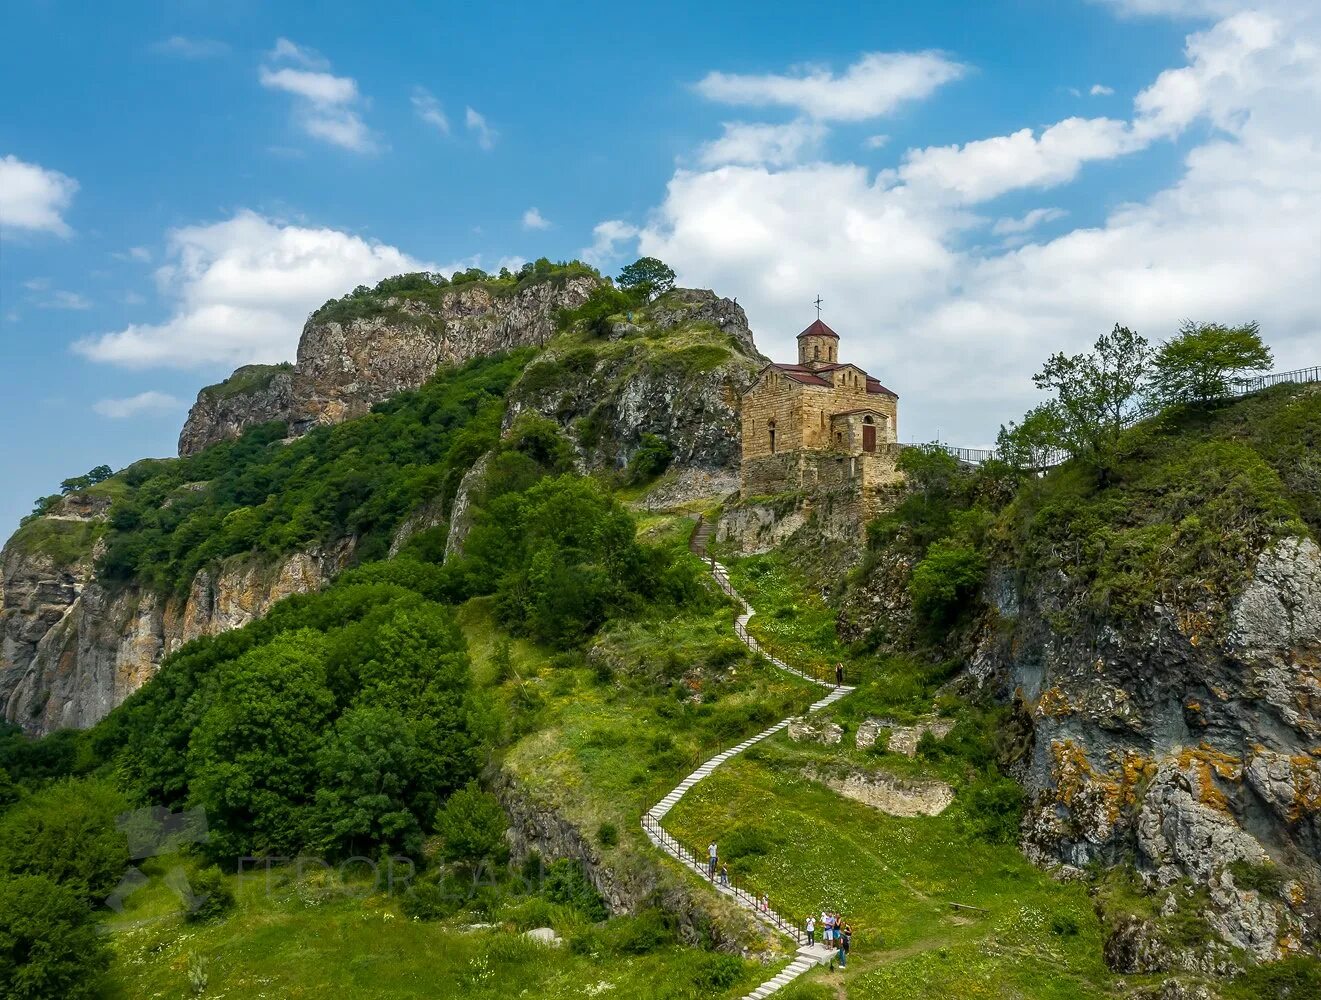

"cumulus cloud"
[637,4,1321,443]
[74,210,425,369]
[151,36,228,58]
[522,207,551,230]
[412,87,449,134]
[259,40,374,152]
[698,120,828,167]
[465,107,497,149]
[0,155,78,236]
[696,51,965,121]
[93,391,183,418]
[864,134,890,149]
[582,220,640,266]
[991,207,1068,236]
[1090,83,1116,95]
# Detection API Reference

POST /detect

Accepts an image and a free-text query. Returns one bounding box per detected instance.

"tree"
[0,778,128,903]
[616,257,675,300]
[0,875,111,1000]
[1150,320,1272,404]
[312,707,424,859]
[995,403,1067,472]
[1032,324,1151,479]
[435,782,508,866]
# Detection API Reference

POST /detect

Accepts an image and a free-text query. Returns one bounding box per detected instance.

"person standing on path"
[806,914,815,946]
[835,662,844,686]
[708,842,718,880]
[719,863,729,887]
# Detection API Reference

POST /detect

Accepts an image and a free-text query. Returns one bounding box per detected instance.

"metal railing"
[641,812,807,946]
[924,363,1320,470]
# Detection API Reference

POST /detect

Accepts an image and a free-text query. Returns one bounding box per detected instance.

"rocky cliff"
[0,491,352,734]
[505,287,764,498]
[179,273,600,455]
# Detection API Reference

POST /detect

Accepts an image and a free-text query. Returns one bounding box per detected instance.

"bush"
[1228,859,1286,897]
[957,775,1024,845]
[401,879,463,921]
[0,875,111,1000]
[720,824,781,863]
[542,859,607,922]
[1050,913,1080,937]
[0,778,128,903]
[604,909,674,954]
[436,783,509,866]
[908,540,987,628]
[625,434,673,484]
[185,866,235,923]
[1229,955,1321,1000]
[693,953,744,991]
[596,822,619,847]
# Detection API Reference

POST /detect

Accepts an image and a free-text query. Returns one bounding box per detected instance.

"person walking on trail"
[835,661,845,686]
[805,914,815,946]
[708,842,718,880]
[719,863,730,887]
[842,922,852,959]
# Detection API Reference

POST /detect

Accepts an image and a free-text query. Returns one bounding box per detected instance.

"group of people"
[806,911,852,969]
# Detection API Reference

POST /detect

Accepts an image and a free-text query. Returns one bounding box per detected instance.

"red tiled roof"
[796,319,840,340]
[867,377,898,398]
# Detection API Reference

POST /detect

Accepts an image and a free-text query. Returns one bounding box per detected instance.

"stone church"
[739,318,903,512]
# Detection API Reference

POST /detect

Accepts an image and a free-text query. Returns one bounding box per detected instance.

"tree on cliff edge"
[617,257,675,301]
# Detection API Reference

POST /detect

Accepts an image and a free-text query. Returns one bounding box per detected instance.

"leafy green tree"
[0,778,128,902]
[186,632,336,860]
[616,257,676,300]
[908,540,987,628]
[995,403,1067,471]
[312,707,424,859]
[1150,320,1272,404]
[1032,324,1151,480]
[435,782,508,866]
[625,434,673,483]
[184,866,235,923]
[0,875,111,1000]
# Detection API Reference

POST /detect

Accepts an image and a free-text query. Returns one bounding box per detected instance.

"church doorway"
[862,415,876,453]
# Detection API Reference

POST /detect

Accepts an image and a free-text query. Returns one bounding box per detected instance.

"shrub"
[436,783,509,866]
[185,866,235,923]
[604,909,674,954]
[693,953,744,991]
[1050,913,1080,937]
[596,822,619,847]
[542,859,607,922]
[1228,859,1286,897]
[625,434,673,483]
[0,778,128,903]
[401,879,462,921]
[0,875,111,1000]
[720,824,781,863]
[1229,955,1321,1000]
[957,775,1024,845]
[908,540,987,627]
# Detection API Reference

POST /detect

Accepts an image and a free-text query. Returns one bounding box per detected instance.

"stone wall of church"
[741,370,805,460]
[740,447,903,506]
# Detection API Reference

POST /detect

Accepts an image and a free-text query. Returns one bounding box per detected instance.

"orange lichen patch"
[1049,740,1134,825]
[1288,881,1307,910]
[1279,932,1304,956]
[1288,755,1321,820]
[1209,684,1230,701]
[1036,687,1075,718]
[1176,744,1242,813]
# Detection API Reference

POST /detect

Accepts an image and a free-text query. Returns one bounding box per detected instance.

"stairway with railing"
[639,517,854,998]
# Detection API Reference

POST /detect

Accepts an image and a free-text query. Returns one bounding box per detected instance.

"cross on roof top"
[813,294,824,319]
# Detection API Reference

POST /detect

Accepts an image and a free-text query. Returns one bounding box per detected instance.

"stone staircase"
[639,517,856,998]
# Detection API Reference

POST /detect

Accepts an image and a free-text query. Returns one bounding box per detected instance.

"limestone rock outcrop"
[179,276,601,455]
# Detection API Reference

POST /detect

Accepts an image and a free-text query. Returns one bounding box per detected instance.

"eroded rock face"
[0,528,352,734]
[979,536,1321,960]
[179,277,601,455]
[809,768,954,817]
[788,717,843,745]
[504,288,763,478]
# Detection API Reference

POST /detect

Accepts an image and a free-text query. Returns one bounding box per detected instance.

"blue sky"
[3,0,1320,539]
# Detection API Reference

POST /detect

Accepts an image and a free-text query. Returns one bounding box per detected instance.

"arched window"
[768,418,777,454]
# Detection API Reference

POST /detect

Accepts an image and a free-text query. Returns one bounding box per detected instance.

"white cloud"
[698,120,828,167]
[412,87,449,134]
[74,210,425,369]
[864,134,890,150]
[40,291,91,310]
[522,208,551,230]
[0,155,78,236]
[695,51,966,121]
[899,116,1141,203]
[152,36,228,59]
[1090,83,1116,95]
[92,391,183,419]
[465,107,497,150]
[636,5,1321,444]
[22,277,50,291]
[112,246,151,262]
[582,220,640,266]
[259,41,374,152]
[991,207,1068,236]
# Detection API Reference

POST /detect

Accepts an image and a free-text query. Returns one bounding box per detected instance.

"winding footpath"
[640,519,856,999]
